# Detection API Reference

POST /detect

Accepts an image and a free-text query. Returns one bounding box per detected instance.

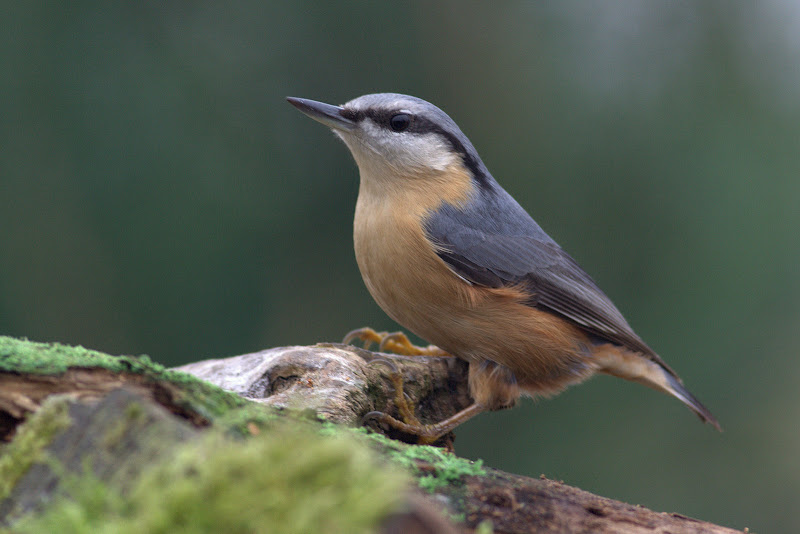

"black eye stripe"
[362,109,407,129]
[340,108,363,122]
[357,109,438,136]
[343,107,489,189]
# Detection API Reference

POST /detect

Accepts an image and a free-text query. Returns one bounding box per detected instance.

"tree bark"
[0,337,743,533]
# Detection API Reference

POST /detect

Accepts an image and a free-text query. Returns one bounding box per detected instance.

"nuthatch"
[287,93,720,442]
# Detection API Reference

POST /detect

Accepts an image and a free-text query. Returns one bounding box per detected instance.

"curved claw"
[364,360,421,427]
[362,410,391,427]
[361,410,415,436]
[384,332,450,356]
[378,331,410,353]
[343,327,386,350]
[343,327,450,357]
[366,357,399,374]
[362,403,486,446]
[360,410,440,445]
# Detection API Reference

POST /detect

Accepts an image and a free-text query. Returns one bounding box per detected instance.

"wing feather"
[424,189,673,372]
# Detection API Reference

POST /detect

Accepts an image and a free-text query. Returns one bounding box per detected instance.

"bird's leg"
[348,329,462,445]
[369,358,422,427]
[364,358,483,445]
[364,403,485,446]
[343,327,450,357]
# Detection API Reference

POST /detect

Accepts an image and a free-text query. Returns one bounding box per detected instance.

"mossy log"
[0,336,742,533]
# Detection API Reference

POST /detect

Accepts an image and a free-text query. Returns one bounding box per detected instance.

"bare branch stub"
[175,343,472,439]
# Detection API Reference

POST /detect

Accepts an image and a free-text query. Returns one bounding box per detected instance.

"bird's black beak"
[286,97,356,132]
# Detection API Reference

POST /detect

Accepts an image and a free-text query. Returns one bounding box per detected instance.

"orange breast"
[352,165,597,397]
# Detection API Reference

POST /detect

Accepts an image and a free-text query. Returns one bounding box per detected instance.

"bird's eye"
[389,113,411,132]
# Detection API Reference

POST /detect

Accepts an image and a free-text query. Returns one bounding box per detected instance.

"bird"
[287,93,720,443]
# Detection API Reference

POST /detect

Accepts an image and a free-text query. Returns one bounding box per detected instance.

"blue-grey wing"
[424,189,659,360]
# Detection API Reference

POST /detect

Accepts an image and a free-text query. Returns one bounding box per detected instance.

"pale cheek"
[341,124,456,174]
[416,144,458,171]
[384,137,456,172]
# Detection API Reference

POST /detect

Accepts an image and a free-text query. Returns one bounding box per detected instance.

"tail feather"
[593,343,721,430]
[663,373,722,431]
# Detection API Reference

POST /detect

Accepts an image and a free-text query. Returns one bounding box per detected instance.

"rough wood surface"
[0,368,207,442]
[175,343,472,446]
[0,341,743,533]
[457,468,739,533]
[0,387,455,533]
[177,344,743,533]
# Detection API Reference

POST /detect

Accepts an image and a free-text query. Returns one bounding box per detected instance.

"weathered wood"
[0,369,207,442]
[175,343,472,447]
[178,344,743,534]
[0,339,743,533]
[456,468,739,533]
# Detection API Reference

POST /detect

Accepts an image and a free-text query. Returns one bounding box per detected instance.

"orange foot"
[343,327,450,357]
[362,358,483,446]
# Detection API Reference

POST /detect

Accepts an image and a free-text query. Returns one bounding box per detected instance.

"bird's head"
[287,93,489,188]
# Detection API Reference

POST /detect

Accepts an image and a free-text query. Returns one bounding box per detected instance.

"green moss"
[475,519,495,534]
[315,424,485,492]
[412,448,485,493]
[0,396,72,500]
[11,423,409,534]
[0,336,162,376]
[0,335,481,529]
[213,400,280,437]
[346,428,485,493]
[0,336,277,435]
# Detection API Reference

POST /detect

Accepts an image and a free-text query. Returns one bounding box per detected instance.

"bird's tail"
[593,344,721,431]
[661,371,721,431]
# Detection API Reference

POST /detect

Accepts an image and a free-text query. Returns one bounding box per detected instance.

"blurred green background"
[2,2,798,531]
